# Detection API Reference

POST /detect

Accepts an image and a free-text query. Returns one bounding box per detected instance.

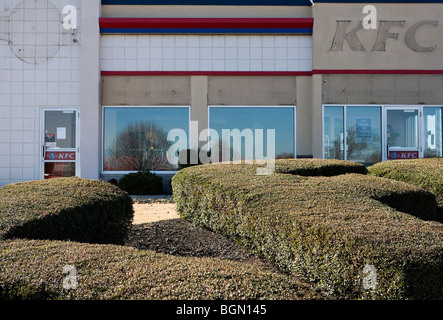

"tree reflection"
[346,128,382,164]
[108,121,173,171]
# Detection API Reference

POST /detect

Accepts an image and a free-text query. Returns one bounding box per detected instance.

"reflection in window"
[424,107,443,158]
[44,162,76,179]
[346,107,382,165]
[209,107,295,161]
[103,107,189,171]
[323,107,344,160]
[387,110,419,148]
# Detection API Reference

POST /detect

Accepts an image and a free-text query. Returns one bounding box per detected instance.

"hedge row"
[0,178,134,245]
[274,158,368,176]
[118,171,163,195]
[0,239,323,300]
[368,158,443,210]
[172,159,443,299]
[0,177,324,300]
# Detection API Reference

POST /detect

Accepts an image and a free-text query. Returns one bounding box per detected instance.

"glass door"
[384,107,421,161]
[41,108,79,179]
[423,107,443,158]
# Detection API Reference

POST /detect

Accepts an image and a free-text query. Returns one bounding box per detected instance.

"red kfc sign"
[388,151,419,160]
[45,152,76,161]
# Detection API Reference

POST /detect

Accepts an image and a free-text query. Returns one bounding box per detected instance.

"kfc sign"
[330,20,438,52]
[388,151,419,160]
[45,152,76,161]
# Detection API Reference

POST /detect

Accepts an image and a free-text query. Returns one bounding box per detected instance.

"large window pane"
[347,107,382,165]
[103,107,189,171]
[323,106,344,160]
[424,107,443,158]
[209,107,295,161]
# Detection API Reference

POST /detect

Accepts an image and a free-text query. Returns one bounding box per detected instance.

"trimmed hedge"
[0,239,323,300]
[172,159,443,299]
[118,171,163,195]
[368,158,443,210]
[275,158,368,176]
[0,177,134,245]
[0,176,327,300]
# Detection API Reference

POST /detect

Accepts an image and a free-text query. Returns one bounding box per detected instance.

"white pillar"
[80,0,101,180]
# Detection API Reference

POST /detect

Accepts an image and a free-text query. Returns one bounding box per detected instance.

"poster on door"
[355,118,372,143]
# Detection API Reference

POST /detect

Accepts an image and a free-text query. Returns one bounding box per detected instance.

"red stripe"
[101,71,313,76]
[99,18,314,29]
[101,70,443,76]
[313,69,443,75]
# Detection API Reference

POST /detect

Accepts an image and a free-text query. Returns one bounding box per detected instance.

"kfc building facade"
[0,0,442,190]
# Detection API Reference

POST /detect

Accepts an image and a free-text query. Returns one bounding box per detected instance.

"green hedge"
[0,177,134,245]
[368,158,443,210]
[172,159,443,299]
[0,239,323,300]
[275,158,368,176]
[118,171,163,195]
[0,177,326,300]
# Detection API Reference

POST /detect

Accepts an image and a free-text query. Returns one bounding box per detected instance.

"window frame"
[101,105,191,175]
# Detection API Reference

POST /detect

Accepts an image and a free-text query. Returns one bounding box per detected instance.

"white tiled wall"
[100,35,313,72]
[0,0,82,186]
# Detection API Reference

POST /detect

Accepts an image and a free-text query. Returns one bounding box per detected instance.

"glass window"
[387,109,419,149]
[45,163,76,179]
[209,107,295,161]
[45,111,76,149]
[346,106,382,165]
[323,106,344,160]
[103,107,189,172]
[423,107,443,158]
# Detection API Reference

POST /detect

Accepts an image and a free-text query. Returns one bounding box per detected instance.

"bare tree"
[109,121,173,171]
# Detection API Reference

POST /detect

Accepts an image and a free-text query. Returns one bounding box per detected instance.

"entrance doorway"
[384,107,421,161]
[323,105,443,164]
[41,108,79,179]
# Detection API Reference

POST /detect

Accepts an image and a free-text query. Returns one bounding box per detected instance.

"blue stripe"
[102,0,443,5]
[100,28,313,34]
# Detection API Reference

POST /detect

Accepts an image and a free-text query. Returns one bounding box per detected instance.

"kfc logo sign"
[388,151,419,160]
[45,152,76,161]
[330,20,439,52]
